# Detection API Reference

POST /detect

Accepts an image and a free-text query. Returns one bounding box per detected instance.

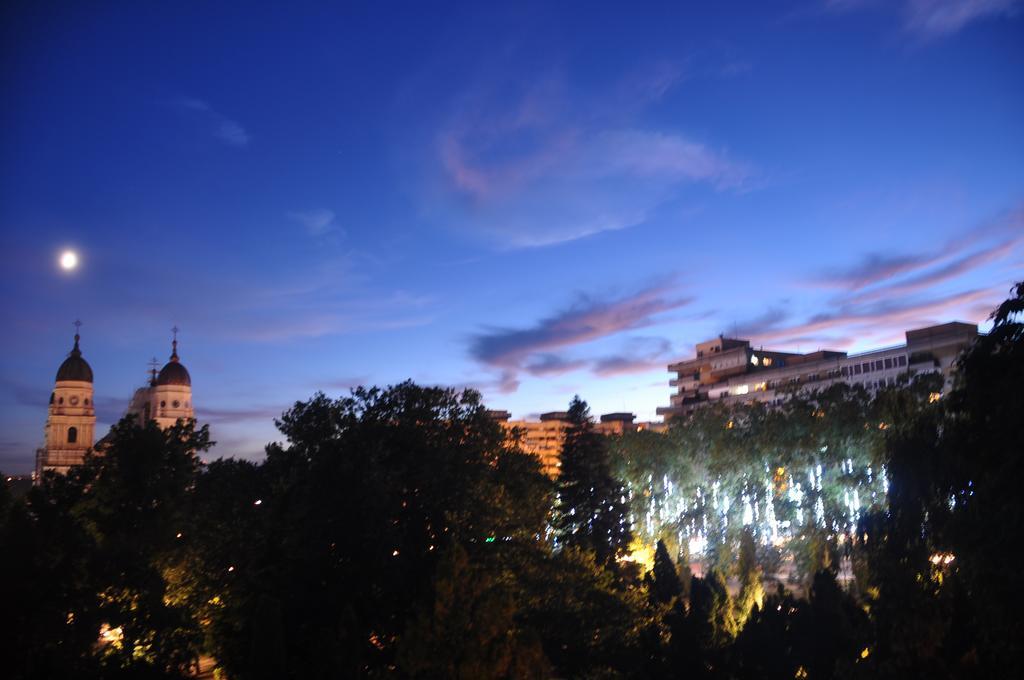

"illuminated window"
[763,357,773,366]
[750,355,759,366]
[734,385,749,395]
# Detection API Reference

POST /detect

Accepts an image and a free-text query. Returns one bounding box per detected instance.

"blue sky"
[2,1,1022,472]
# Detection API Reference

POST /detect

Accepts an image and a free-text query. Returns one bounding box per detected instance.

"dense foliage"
[1,282,1020,678]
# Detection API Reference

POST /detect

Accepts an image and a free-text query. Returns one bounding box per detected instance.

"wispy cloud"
[317,375,371,392]
[845,237,1021,304]
[812,205,1023,292]
[287,209,343,237]
[175,97,250,147]
[904,0,1020,37]
[523,353,589,377]
[471,283,691,368]
[592,337,673,377]
[470,283,691,393]
[734,205,1022,350]
[738,286,1003,350]
[427,72,751,249]
[823,0,1020,38]
[196,404,285,425]
[815,252,942,290]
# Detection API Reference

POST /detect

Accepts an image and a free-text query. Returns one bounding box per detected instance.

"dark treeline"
[1,282,1021,679]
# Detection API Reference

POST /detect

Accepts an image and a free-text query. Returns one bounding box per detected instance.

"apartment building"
[489,410,667,476]
[657,322,978,420]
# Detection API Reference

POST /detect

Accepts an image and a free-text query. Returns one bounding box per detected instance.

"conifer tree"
[554,396,633,567]
[734,528,765,628]
[650,539,683,605]
[688,569,738,649]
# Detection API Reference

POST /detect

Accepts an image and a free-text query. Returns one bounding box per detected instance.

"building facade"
[35,329,195,478]
[657,321,978,420]
[38,330,97,476]
[124,336,195,429]
[490,410,667,476]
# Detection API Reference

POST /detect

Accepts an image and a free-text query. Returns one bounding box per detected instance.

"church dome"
[56,334,93,383]
[155,337,191,387]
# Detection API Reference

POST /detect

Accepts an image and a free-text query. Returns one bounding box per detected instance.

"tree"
[0,470,103,679]
[397,541,550,679]
[731,584,807,680]
[649,539,684,606]
[689,569,737,650]
[938,280,1024,672]
[187,382,553,678]
[733,528,764,628]
[554,396,633,568]
[507,545,655,677]
[77,417,210,677]
[1,416,211,679]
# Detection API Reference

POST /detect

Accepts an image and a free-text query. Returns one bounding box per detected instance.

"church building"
[35,326,195,478]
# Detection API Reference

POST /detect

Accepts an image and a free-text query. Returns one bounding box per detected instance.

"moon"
[59,250,79,271]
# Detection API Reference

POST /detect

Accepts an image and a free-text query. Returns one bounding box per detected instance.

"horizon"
[2,2,1022,473]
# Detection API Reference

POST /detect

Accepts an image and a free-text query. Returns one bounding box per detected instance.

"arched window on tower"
[68,427,78,444]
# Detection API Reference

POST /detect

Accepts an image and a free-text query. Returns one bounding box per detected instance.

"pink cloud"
[470,283,691,369]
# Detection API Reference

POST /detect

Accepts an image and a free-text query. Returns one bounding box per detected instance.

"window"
[874,360,883,371]
[884,358,893,369]
[58,397,64,404]
[854,364,862,375]
[160,401,166,408]
[897,355,907,367]
[68,427,77,444]
[84,398,89,405]
[172,400,180,408]
[841,366,849,376]
[862,362,870,373]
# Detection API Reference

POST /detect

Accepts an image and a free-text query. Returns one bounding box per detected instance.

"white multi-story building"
[657,322,978,420]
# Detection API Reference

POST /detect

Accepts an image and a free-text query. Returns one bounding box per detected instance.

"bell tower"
[151,327,194,429]
[37,321,96,476]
